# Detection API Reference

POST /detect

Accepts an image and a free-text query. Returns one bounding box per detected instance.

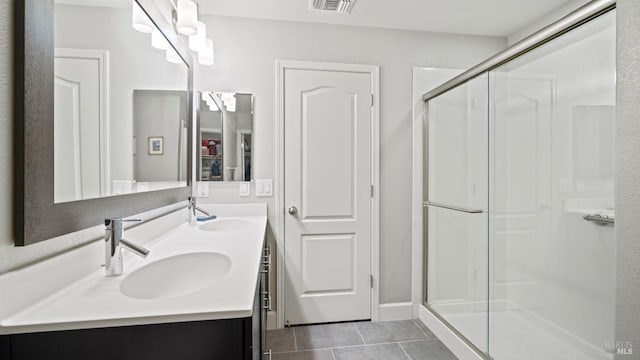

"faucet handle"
[105,218,143,226]
[122,218,143,224]
[120,238,150,258]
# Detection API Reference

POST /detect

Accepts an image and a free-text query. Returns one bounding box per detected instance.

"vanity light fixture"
[132,0,214,65]
[176,0,199,36]
[202,92,220,112]
[199,39,215,66]
[166,47,183,64]
[189,21,207,52]
[151,28,170,50]
[217,92,236,112]
[132,1,154,33]
[173,0,215,66]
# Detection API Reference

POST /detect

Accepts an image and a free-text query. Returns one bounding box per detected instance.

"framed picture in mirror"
[148,136,164,156]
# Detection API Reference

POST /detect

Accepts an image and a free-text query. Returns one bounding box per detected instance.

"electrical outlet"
[239,182,251,197]
[196,181,209,198]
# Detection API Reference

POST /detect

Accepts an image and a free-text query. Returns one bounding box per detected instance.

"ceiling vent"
[310,0,357,14]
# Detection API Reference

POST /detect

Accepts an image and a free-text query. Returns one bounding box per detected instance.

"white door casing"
[54,48,110,202]
[277,61,380,327]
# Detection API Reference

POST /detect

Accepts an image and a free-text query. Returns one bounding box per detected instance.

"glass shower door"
[424,6,616,360]
[488,9,616,360]
[425,74,489,353]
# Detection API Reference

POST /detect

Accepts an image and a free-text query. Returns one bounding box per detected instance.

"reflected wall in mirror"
[198,92,254,182]
[53,1,189,203]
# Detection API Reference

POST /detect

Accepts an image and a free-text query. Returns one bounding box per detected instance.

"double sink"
[0,204,267,335]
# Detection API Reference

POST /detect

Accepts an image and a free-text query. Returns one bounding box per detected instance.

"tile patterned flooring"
[266,320,459,360]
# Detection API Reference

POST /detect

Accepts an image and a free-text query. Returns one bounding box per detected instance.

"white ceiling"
[59,0,588,37]
[195,0,587,37]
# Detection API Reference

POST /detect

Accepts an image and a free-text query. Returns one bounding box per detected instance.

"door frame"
[54,48,110,197]
[275,60,380,328]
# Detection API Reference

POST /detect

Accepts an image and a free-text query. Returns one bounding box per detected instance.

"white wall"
[132,90,188,182]
[192,15,506,304]
[507,0,590,45]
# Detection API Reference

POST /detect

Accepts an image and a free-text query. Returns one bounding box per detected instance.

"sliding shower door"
[424,7,616,360]
[488,10,616,360]
[425,74,489,353]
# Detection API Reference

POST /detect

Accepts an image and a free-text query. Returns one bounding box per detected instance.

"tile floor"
[266,319,458,360]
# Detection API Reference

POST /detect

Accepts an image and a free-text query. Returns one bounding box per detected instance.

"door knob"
[288,206,298,215]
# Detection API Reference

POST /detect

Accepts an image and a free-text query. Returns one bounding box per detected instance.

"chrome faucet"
[188,197,216,223]
[104,218,150,277]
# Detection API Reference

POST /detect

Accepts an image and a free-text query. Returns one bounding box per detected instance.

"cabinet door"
[8,320,245,360]
[250,276,261,360]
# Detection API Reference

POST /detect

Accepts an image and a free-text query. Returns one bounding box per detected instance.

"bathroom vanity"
[0,205,270,360]
[1,282,265,360]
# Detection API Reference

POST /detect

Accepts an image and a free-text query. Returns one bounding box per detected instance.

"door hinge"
[370,185,374,198]
[370,275,374,288]
[370,93,374,107]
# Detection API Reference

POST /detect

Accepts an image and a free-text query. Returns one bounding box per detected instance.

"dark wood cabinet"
[0,242,270,360]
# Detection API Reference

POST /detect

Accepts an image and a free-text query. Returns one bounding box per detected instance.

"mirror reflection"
[198,92,254,182]
[53,1,189,203]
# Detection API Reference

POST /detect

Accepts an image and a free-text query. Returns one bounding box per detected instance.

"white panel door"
[490,76,553,309]
[54,56,102,202]
[284,68,372,325]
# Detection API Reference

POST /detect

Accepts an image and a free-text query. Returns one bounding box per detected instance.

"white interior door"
[490,76,553,309]
[284,67,372,325]
[54,50,108,202]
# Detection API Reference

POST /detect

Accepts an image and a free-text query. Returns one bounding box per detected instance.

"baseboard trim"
[269,303,413,329]
[418,305,485,360]
[379,302,413,321]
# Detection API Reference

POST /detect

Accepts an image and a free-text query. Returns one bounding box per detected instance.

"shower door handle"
[423,201,483,214]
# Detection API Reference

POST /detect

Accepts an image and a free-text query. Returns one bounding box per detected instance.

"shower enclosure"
[423,1,616,359]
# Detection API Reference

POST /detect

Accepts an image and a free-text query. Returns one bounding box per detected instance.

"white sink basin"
[120,252,231,300]
[199,218,252,232]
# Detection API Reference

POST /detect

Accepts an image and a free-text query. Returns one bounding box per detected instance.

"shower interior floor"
[438,307,613,360]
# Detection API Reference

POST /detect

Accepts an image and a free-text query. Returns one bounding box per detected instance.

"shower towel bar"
[583,213,615,226]
[423,201,483,214]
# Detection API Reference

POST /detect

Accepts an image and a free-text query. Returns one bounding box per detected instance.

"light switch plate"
[239,182,251,197]
[136,182,149,192]
[196,181,209,198]
[255,179,273,197]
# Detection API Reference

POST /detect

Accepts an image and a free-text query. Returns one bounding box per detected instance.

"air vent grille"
[310,0,357,13]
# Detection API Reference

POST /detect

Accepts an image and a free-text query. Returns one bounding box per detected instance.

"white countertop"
[0,203,267,335]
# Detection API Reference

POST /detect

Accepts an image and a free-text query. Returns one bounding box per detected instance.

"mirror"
[53,1,189,203]
[197,92,254,182]
[14,0,193,245]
